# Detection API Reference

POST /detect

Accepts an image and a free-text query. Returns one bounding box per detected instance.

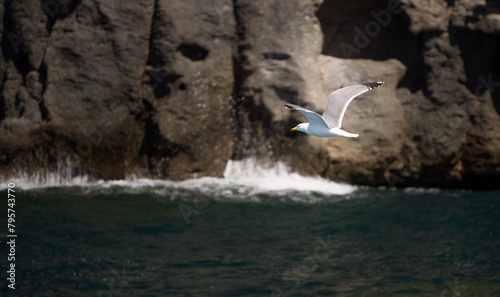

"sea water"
[0,160,499,296]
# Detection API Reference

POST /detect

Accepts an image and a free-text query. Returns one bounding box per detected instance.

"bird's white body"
[295,123,359,138]
[286,82,384,138]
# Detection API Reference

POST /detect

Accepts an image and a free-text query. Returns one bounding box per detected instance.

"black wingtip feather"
[365,82,385,89]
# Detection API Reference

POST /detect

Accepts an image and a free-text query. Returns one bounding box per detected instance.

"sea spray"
[0,158,356,201]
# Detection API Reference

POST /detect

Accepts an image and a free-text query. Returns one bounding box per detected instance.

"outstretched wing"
[285,103,330,129]
[322,82,384,128]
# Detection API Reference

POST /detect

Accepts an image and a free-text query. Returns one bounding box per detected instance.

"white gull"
[286,82,385,138]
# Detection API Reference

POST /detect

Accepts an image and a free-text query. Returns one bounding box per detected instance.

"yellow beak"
[291,127,296,132]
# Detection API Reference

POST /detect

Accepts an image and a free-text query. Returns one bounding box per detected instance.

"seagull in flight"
[285,82,384,138]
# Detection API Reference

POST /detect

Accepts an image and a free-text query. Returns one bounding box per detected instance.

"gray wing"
[285,103,330,129]
[322,82,384,128]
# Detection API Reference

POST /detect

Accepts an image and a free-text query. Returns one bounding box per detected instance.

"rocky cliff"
[1,0,499,189]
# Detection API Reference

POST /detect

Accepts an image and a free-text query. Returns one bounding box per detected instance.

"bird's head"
[291,123,308,133]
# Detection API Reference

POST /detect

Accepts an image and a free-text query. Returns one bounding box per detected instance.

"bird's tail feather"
[333,128,359,138]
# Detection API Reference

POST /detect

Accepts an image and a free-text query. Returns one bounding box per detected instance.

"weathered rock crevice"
[42,0,83,32]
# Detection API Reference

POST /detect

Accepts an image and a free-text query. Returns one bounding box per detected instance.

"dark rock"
[0,0,499,189]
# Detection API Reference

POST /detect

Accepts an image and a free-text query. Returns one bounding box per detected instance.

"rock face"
[1,0,499,189]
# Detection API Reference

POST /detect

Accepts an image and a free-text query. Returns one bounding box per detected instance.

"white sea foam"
[222,158,355,196]
[1,171,91,190]
[0,158,356,199]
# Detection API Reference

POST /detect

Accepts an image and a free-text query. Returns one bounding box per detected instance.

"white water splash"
[0,171,90,191]
[222,158,355,195]
[0,158,355,199]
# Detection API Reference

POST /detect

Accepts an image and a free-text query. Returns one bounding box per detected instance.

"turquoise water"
[1,182,499,296]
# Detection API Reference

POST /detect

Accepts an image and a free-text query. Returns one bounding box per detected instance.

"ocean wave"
[0,159,356,201]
